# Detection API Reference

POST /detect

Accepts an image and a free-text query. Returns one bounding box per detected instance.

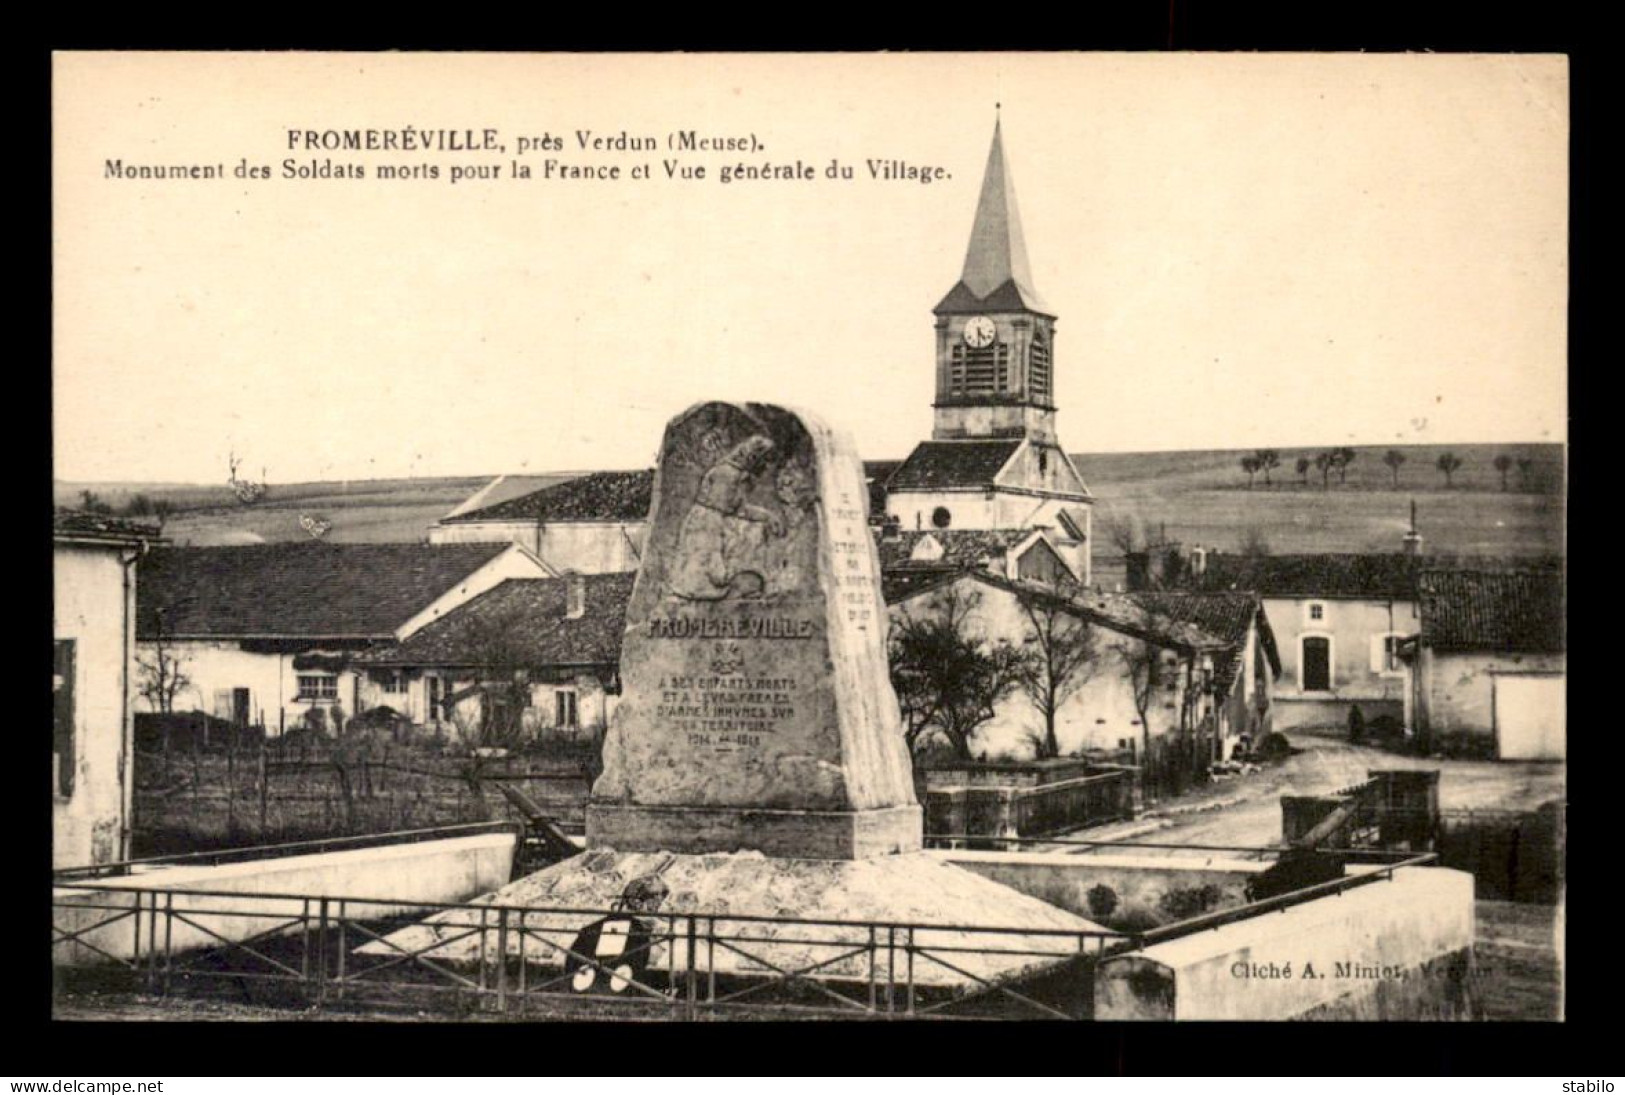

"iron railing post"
[686,916,699,1020]
[160,891,174,996]
[868,925,878,1014]
[336,900,347,1002]
[885,926,896,1016]
[905,926,916,1015]
[315,897,329,1006]
[495,907,509,1013]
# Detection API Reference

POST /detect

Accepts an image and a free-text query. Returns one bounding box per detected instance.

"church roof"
[934,119,1051,317]
[888,439,1023,492]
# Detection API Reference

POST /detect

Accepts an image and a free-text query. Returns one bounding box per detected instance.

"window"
[931,506,952,529]
[298,674,338,702]
[1307,602,1326,623]
[1371,633,1405,675]
[949,341,1011,396]
[556,689,579,729]
[53,640,75,798]
[376,670,406,694]
[1029,328,1051,403]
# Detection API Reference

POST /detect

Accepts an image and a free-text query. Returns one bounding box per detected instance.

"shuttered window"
[53,640,75,798]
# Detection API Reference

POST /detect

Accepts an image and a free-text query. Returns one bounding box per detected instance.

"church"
[882,118,1095,587]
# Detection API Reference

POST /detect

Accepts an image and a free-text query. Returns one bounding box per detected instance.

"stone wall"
[1094,866,1475,1020]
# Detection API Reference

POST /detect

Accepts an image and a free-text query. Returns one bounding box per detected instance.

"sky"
[52,53,1569,485]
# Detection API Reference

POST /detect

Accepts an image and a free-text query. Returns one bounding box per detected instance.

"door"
[1302,637,1331,692]
[232,687,252,730]
[1494,674,1565,760]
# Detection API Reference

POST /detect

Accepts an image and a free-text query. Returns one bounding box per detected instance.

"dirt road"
[1067,732,1566,850]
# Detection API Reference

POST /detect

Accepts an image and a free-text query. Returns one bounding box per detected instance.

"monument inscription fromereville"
[589,401,921,858]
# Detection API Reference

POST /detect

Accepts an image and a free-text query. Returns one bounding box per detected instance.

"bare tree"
[1101,513,1145,557]
[228,450,269,505]
[1239,454,1260,489]
[1255,449,1280,487]
[1332,446,1357,485]
[888,583,1026,760]
[1011,585,1097,760]
[1313,451,1334,489]
[1493,454,1514,491]
[135,609,193,715]
[1436,451,1463,488]
[1383,449,1407,488]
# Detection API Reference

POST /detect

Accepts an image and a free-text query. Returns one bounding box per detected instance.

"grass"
[57,442,1564,558]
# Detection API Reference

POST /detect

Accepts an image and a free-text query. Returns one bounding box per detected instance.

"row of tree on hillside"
[1241,448,1540,491]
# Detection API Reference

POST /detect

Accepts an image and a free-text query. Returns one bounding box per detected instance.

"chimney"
[1402,500,1424,557]
[1191,543,1208,576]
[565,571,586,619]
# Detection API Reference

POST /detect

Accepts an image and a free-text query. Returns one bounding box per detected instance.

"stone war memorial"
[374,401,1104,990]
[589,400,922,859]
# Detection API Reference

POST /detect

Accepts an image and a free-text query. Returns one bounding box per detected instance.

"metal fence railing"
[52,884,1131,1021]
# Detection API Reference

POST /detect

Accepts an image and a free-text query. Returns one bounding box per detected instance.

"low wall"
[1094,866,1475,1020]
[1273,698,1401,733]
[53,831,517,966]
[934,850,1266,931]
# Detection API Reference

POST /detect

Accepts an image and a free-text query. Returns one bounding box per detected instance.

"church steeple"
[947,118,1049,314]
[931,116,1059,443]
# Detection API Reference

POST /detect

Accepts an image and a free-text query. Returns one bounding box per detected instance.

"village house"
[885,569,1237,773]
[1128,589,1282,758]
[134,541,553,735]
[353,571,636,742]
[1404,567,1565,760]
[54,511,160,868]
[429,469,654,575]
[1169,550,1424,733]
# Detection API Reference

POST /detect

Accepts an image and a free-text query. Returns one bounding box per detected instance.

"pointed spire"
[953,116,1048,313]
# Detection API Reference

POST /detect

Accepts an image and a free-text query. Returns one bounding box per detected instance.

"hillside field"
[56,443,1564,571]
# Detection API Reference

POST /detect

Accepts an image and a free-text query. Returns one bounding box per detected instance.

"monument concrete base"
[585,803,924,859]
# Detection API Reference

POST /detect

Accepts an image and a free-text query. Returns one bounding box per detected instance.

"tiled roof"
[443,474,573,519]
[442,470,655,525]
[888,440,1023,492]
[874,528,1030,570]
[1194,553,1422,600]
[54,509,161,544]
[1418,568,1565,653]
[360,573,636,668]
[1130,590,1282,687]
[137,543,511,639]
[880,564,963,605]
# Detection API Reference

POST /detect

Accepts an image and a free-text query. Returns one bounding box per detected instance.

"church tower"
[931,117,1058,444]
[885,117,1095,584]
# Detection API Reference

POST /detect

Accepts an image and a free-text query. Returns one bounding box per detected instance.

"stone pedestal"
[586,803,922,859]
